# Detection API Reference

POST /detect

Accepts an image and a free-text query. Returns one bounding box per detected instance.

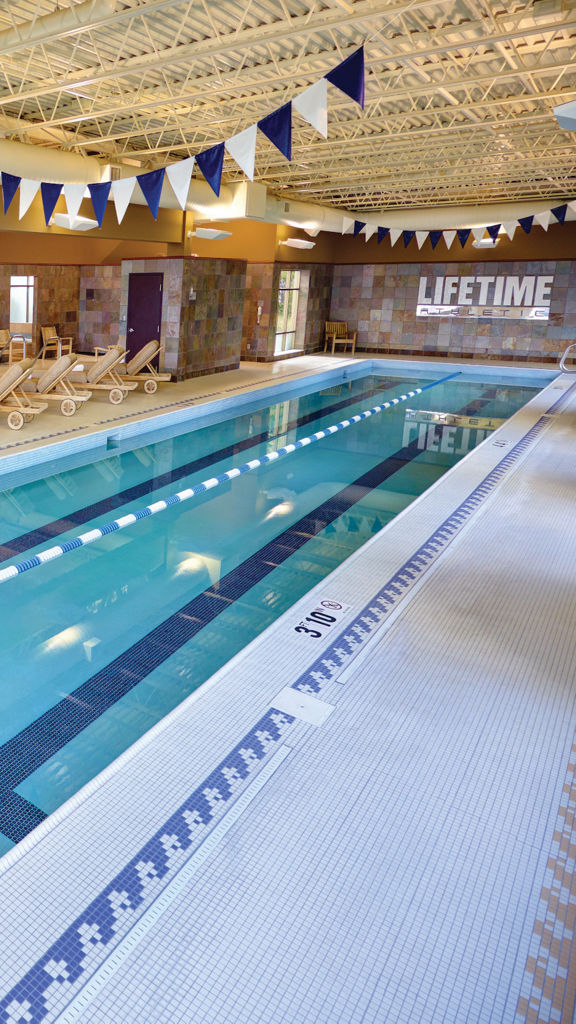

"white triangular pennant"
[389,228,402,247]
[534,210,551,231]
[364,223,377,241]
[567,200,576,214]
[166,156,195,209]
[341,216,355,234]
[19,178,40,219]
[63,183,87,223]
[416,230,429,249]
[443,230,456,249]
[502,220,518,240]
[111,177,136,224]
[225,125,257,181]
[472,226,486,243]
[293,79,328,138]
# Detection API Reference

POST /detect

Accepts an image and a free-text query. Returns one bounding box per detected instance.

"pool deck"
[0,356,575,1024]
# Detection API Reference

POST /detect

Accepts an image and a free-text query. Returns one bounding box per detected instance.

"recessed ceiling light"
[472,237,499,248]
[52,213,99,231]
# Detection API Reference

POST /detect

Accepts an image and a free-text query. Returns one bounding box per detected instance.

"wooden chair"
[40,325,74,360]
[0,329,28,363]
[324,320,357,355]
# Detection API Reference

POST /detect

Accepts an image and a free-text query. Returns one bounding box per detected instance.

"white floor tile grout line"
[55,745,293,1024]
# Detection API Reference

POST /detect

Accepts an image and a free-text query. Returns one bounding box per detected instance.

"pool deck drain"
[0,364,573,1024]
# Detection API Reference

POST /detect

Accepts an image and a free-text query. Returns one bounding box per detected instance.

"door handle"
[128,327,135,333]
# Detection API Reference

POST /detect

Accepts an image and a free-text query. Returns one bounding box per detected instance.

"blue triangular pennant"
[377,226,389,244]
[258,103,292,160]
[486,224,500,241]
[518,215,534,235]
[137,168,165,219]
[457,228,471,248]
[353,220,365,237]
[1,172,20,214]
[88,181,112,228]
[429,230,443,250]
[196,143,225,197]
[325,46,365,109]
[551,203,567,224]
[403,230,415,247]
[40,182,63,225]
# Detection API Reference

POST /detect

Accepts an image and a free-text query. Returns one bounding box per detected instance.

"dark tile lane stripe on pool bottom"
[0,377,406,563]
[0,390,497,841]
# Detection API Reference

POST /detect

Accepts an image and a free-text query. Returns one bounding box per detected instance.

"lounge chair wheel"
[61,398,77,416]
[7,411,24,430]
[24,414,34,423]
[144,379,158,395]
[109,388,124,404]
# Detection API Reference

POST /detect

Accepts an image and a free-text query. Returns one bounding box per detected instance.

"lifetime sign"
[417,274,554,320]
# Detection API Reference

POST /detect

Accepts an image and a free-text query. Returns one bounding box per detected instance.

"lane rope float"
[0,372,461,584]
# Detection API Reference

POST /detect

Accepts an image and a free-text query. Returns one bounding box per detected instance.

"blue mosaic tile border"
[0,708,295,1024]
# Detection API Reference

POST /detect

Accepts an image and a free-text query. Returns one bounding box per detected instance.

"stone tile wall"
[179,258,246,378]
[78,265,121,353]
[330,260,576,362]
[304,263,333,352]
[241,263,275,359]
[0,264,80,353]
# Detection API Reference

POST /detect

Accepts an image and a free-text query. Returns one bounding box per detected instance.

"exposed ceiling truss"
[0,0,574,212]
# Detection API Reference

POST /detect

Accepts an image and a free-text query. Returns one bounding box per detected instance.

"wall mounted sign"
[416,274,554,320]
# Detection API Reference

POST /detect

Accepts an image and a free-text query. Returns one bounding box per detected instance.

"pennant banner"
[457,228,471,248]
[364,223,377,241]
[89,181,112,228]
[19,178,40,220]
[196,143,225,198]
[353,219,365,237]
[166,156,195,208]
[112,177,136,224]
[41,181,63,225]
[293,79,328,138]
[258,103,292,161]
[63,183,86,223]
[519,215,534,234]
[416,230,429,249]
[429,230,442,250]
[137,168,165,219]
[389,228,402,247]
[551,203,567,224]
[225,127,257,181]
[2,172,20,215]
[377,226,389,244]
[403,230,415,248]
[325,46,365,109]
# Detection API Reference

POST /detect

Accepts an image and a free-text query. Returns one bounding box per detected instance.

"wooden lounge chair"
[324,321,357,355]
[118,339,172,394]
[73,345,138,404]
[40,325,74,360]
[26,353,91,416]
[0,330,28,363]
[0,359,48,430]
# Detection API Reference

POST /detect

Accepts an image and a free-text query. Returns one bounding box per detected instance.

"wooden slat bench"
[324,320,357,355]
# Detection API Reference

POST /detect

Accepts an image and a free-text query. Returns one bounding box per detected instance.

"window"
[275,270,301,354]
[10,276,35,338]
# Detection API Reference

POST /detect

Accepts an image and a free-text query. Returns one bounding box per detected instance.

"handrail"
[0,370,462,584]
[560,343,576,373]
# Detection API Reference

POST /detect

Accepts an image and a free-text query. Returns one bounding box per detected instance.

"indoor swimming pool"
[0,365,550,853]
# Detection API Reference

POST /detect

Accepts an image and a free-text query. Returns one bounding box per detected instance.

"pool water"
[0,370,541,853]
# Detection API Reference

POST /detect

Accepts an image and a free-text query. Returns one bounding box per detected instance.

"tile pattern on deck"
[0,370,573,1024]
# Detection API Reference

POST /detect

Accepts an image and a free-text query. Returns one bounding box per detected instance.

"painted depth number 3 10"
[294,599,349,639]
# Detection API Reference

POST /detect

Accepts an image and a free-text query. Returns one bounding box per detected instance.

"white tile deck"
[0,361,574,1024]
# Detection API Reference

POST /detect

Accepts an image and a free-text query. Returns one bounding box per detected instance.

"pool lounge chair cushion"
[124,340,159,376]
[0,359,33,399]
[36,354,78,394]
[86,346,124,383]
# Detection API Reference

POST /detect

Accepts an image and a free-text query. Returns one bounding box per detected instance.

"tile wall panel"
[330,260,576,362]
[179,258,246,378]
[78,265,121,353]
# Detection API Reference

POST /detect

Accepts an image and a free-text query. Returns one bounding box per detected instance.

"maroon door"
[126,272,163,362]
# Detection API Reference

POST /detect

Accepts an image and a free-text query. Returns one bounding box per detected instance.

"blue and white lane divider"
[0,372,461,585]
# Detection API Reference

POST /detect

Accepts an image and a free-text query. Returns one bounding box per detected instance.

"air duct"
[0,138,104,184]
[0,0,117,55]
